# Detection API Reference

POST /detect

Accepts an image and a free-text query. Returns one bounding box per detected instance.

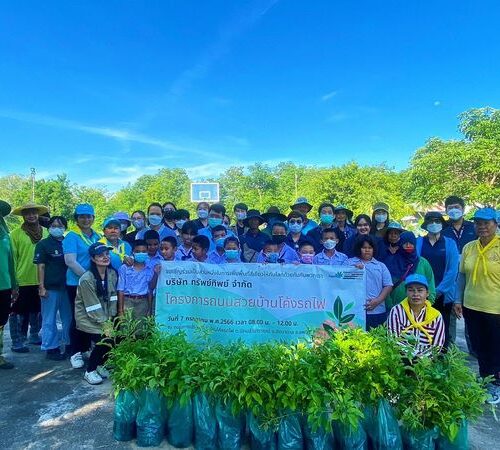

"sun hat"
[261,206,287,223]
[12,202,49,216]
[290,197,313,212]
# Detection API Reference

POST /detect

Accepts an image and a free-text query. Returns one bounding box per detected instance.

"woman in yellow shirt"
[454,207,500,405]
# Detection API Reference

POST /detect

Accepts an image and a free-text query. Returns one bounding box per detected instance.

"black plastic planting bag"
[215,401,245,450]
[249,412,278,450]
[437,420,468,450]
[136,389,167,447]
[302,415,334,450]
[167,397,194,448]
[402,427,438,450]
[193,393,218,450]
[277,413,304,450]
[334,420,368,450]
[113,390,139,441]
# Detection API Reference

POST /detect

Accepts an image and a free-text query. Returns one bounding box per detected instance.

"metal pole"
[294,172,298,199]
[30,168,36,202]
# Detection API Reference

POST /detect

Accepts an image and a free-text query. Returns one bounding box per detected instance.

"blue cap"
[88,242,113,256]
[102,216,121,229]
[387,221,404,231]
[472,207,497,221]
[75,203,95,216]
[405,274,429,289]
[113,211,131,223]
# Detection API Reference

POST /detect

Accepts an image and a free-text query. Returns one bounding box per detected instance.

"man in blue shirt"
[442,196,477,253]
[197,204,235,252]
[241,210,271,262]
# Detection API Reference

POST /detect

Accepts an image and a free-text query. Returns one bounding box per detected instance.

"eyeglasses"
[289,220,303,225]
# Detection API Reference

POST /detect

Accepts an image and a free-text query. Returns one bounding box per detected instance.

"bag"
[437,420,468,450]
[334,420,368,450]
[302,415,334,450]
[375,399,402,450]
[277,413,303,450]
[113,390,139,441]
[249,412,278,450]
[193,393,218,450]
[402,427,438,450]
[136,389,167,447]
[216,401,245,450]
[167,397,194,448]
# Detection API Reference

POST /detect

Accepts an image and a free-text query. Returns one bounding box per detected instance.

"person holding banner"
[313,228,348,265]
[346,235,393,330]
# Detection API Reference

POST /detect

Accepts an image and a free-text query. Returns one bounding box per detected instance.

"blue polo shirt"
[420,236,446,286]
[198,226,235,253]
[285,233,314,253]
[313,250,348,266]
[62,229,102,285]
[207,251,226,265]
[241,230,271,253]
[301,219,318,236]
[256,244,299,264]
[442,220,476,254]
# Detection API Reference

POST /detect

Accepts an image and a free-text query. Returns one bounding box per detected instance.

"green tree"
[35,174,75,218]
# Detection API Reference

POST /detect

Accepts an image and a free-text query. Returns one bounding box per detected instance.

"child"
[160,236,177,261]
[258,242,280,264]
[208,225,227,264]
[117,240,154,320]
[257,222,299,263]
[192,235,210,263]
[224,236,242,263]
[298,242,315,264]
[313,228,348,265]
[175,221,197,261]
[144,229,162,269]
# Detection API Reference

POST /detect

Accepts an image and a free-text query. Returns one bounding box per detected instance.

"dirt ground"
[0,319,497,449]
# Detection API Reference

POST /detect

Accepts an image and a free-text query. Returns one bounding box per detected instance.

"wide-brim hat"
[373,202,390,213]
[12,202,49,216]
[334,204,354,218]
[0,200,12,218]
[421,211,446,230]
[290,197,313,212]
[261,207,287,223]
[243,209,265,227]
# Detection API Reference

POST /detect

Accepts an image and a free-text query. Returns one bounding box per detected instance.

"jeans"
[40,289,72,351]
[9,285,41,347]
[67,285,90,354]
[87,334,113,372]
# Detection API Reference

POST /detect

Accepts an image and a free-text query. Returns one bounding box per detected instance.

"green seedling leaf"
[334,296,343,320]
[340,314,355,324]
[344,302,354,311]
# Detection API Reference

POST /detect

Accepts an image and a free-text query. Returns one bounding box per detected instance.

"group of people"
[0,195,498,404]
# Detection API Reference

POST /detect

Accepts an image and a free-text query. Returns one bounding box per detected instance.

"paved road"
[0,320,497,449]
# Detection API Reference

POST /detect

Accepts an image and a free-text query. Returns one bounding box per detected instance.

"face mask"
[300,254,314,264]
[272,235,286,245]
[197,209,209,219]
[208,217,223,228]
[163,210,175,220]
[427,223,442,234]
[120,223,128,232]
[323,239,337,250]
[132,219,145,230]
[175,220,186,229]
[447,208,463,221]
[375,213,388,223]
[134,252,149,263]
[403,246,415,254]
[320,214,334,225]
[236,212,247,221]
[265,252,279,263]
[215,237,226,248]
[289,223,303,233]
[148,215,162,226]
[49,227,64,238]
[225,249,239,260]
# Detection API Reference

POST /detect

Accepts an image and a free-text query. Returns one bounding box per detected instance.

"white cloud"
[321,90,338,102]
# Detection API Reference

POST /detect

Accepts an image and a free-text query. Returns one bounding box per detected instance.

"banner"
[156,261,366,343]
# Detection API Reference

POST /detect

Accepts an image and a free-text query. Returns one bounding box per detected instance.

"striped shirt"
[387,303,445,356]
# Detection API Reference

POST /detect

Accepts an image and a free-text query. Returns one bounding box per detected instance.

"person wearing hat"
[371,202,391,239]
[123,210,147,245]
[290,197,318,235]
[416,212,459,348]
[386,231,436,308]
[0,200,16,368]
[332,204,356,248]
[285,211,315,254]
[75,242,118,385]
[306,202,337,253]
[387,274,445,356]
[230,203,249,238]
[9,202,49,352]
[113,211,132,240]
[241,210,271,263]
[63,203,101,369]
[261,206,287,236]
[454,207,500,404]
[98,217,132,271]
[382,222,405,256]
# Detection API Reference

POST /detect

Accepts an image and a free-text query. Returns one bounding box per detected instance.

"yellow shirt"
[460,237,500,314]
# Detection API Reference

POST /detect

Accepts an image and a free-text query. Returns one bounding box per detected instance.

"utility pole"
[294,172,298,199]
[30,168,36,202]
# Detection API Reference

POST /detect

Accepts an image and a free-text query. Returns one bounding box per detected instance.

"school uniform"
[117,264,154,320]
[313,250,348,266]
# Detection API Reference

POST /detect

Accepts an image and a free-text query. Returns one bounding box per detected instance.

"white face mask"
[323,239,337,250]
[375,213,388,223]
[427,223,442,234]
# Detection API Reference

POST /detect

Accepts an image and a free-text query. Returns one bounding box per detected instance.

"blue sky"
[1,1,499,190]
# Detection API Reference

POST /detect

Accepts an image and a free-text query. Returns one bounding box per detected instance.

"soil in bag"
[136,389,167,447]
[193,393,218,450]
[167,397,194,448]
[113,390,139,442]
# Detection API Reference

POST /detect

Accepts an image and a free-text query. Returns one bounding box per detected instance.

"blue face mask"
[197,209,209,219]
[49,227,65,238]
[132,219,145,230]
[225,249,239,260]
[208,217,223,228]
[289,223,303,234]
[447,208,463,221]
[215,237,226,248]
[175,220,186,229]
[134,252,149,263]
[148,215,162,226]
[320,213,334,225]
[265,252,279,263]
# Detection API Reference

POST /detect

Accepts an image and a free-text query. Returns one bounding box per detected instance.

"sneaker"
[0,356,14,369]
[11,346,29,353]
[486,383,500,405]
[84,370,103,385]
[46,349,66,361]
[96,365,110,379]
[70,352,85,369]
